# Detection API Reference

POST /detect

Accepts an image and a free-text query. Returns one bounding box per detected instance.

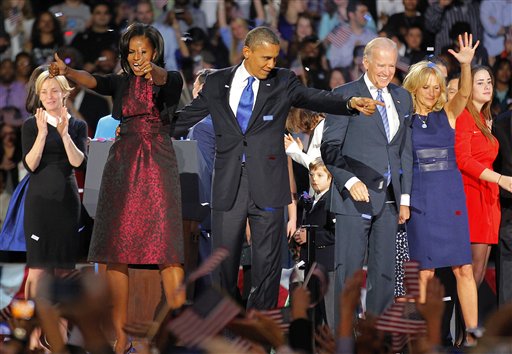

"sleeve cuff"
[400,194,410,206]
[345,177,360,191]
[285,141,302,155]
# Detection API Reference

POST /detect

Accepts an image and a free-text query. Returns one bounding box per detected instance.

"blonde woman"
[402,33,478,345]
[22,70,87,298]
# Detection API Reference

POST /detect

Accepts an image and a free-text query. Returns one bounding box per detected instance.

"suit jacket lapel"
[357,77,388,140]
[246,75,273,132]
[219,66,242,133]
[389,86,405,144]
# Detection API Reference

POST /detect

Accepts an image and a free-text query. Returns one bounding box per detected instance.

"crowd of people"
[0,0,511,353]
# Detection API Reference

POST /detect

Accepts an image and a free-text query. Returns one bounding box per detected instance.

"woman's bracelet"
[497,174,502,184]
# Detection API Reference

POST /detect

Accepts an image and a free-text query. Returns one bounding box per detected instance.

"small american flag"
[167,286,242,347]
[8,8,22,27]
[375,261,426,352]
[403,261,420,298]
[327,24,352,48]
[186,247,229,284]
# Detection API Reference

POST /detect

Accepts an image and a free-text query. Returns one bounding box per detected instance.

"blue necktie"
[377,89,391,186]
[377,89,390,142]
[236,76,255,133]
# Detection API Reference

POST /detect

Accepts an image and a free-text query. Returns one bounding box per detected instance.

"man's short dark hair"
[347,0,365,14]
[244,27,280,49]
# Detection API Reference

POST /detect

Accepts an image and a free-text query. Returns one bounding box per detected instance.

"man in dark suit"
[494,109,512,306]
[178,26,380,310]
[321,37,413,320]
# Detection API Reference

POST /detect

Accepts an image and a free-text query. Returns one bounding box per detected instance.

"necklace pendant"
[421,123,427,128]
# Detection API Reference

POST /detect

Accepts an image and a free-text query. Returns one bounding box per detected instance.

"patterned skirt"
[88,116,184,265]
[394,226,410,298]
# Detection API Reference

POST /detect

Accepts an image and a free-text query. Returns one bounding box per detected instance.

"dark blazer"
[321,76,413,216]
[300,192,336,272]
[92,72,183,123]
[178,66,355,211]
[494,110,512,200]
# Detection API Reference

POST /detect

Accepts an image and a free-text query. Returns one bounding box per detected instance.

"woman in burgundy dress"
[49,23,184,353]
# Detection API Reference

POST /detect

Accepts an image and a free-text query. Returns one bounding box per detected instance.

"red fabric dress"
[88,76,184,264]
[455,109,500,244]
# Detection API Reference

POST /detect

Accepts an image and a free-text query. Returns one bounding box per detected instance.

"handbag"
[0,174,30,251]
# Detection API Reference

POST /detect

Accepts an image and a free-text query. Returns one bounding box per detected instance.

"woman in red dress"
[455,66,512,288]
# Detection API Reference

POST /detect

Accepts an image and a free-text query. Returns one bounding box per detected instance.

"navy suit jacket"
[321,76,413,216]
[178,66,356,211]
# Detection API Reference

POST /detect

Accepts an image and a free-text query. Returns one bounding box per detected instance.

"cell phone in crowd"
[11,299,35,320]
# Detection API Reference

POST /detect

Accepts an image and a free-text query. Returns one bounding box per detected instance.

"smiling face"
[363,46,397,89]
[39,78,65,114]
[472,69,493,106]
[242,41,279,80]
[127,36,155,76]
[415,73,442,113]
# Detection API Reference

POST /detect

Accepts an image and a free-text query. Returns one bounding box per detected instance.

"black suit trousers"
[334,201,398,326]
[212,166,284,310]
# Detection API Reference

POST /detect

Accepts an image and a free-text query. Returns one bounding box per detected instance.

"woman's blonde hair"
[34,71,73,106]
[403,60,447,113]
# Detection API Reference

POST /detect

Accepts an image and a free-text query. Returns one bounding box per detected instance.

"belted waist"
[414,147,458,172]
[119,117,170,135]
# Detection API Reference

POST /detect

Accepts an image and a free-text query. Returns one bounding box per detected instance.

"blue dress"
[407,110,472,269]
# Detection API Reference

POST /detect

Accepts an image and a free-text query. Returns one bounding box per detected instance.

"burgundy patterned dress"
[88,76,183,264]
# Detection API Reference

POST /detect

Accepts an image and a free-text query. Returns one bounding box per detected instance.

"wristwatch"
[346,97,354,110]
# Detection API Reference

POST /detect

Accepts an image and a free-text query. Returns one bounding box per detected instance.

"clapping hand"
[448,32,479,65]
[56,106,69,138]
[34,107,48,137]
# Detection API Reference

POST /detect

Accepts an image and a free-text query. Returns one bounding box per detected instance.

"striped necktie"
[377,89,390,142]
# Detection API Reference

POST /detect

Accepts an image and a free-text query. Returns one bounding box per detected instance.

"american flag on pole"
[327,24,352,47]
[167,286,242,348]
[375,261,427,352]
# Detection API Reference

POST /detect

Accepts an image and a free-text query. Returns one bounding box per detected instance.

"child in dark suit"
[294,158,336,328]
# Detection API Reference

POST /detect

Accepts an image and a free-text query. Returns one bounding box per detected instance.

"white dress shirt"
[229,62,260,116]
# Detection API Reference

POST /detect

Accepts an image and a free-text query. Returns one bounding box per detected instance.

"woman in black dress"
[49,23,185,353]
[22,70,87,298]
